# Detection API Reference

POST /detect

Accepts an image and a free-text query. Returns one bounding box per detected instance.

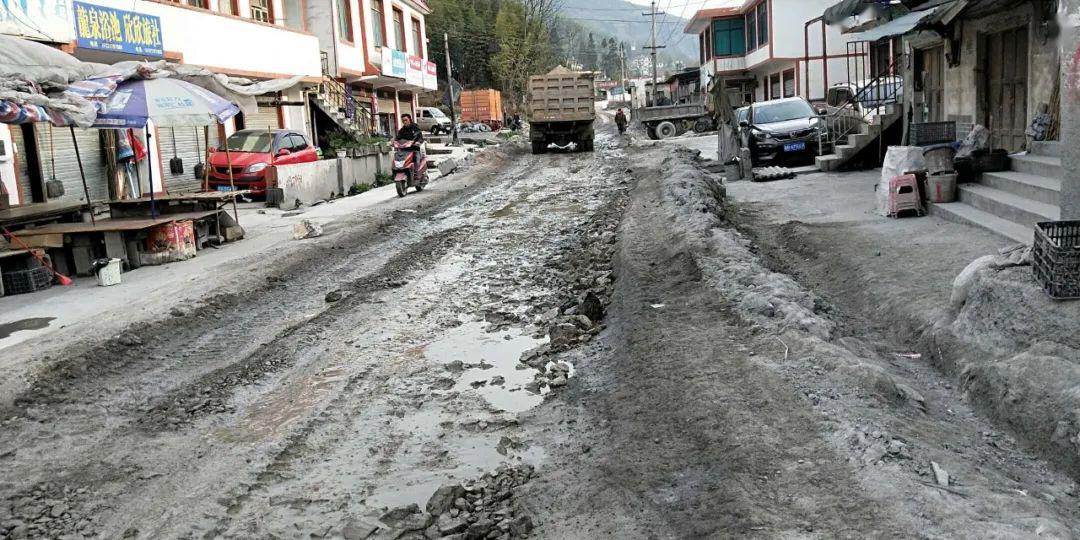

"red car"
[207,129,318,194]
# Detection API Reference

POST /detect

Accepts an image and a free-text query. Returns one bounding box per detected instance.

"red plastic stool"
[888,174,925,218]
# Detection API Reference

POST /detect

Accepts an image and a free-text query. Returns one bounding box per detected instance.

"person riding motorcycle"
[615,109,628,134]
[395,114,425,175]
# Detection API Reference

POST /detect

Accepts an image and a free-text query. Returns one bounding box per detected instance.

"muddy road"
[2,124,1080,540]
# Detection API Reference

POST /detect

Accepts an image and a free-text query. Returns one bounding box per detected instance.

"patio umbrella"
[92,78,240,218]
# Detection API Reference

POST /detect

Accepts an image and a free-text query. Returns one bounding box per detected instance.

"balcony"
[714,56,747,73]
[73,0,322,79]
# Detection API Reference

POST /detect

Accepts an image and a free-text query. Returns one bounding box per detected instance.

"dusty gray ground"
[1,124,1079,540]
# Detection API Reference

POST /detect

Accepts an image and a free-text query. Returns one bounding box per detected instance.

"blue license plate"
[783,142,807,152]
[216,185,234,192]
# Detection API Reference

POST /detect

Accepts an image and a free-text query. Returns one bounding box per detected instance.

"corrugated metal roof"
[846,5,943,41]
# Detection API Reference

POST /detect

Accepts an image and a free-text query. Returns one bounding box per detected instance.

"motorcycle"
[392,139,429,197]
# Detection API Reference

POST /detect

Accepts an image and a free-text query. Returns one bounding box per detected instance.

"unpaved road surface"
[2,124,1080,539]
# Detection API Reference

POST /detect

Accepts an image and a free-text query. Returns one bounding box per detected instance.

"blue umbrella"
[92,78,239,128]
[92,78,240,218]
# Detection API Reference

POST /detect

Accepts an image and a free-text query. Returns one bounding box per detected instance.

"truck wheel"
[532,141,547,154]
[655,121,677,139]
[693,118,713,133]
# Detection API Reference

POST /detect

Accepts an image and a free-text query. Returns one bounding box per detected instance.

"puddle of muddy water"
[0,317,55,340]
[425,322,555,413]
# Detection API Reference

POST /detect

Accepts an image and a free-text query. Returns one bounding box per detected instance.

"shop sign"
[380,49,407,79]
[405,55,423,87]
[73,1,163,57]
[423,61,438,91]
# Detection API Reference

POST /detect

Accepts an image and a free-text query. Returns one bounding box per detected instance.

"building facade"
[0,0,434,207]
[685,0,855,106]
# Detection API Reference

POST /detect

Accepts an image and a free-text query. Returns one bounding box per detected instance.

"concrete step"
[1030,140,1061,158]
[930,201,1034,244]
[1010,153,1062,178]
[958,183,1059,229]
[980,171,1061,206]
[815,154,841,172]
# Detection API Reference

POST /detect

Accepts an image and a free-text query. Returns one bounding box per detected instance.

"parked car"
[417,106,452,134]
[207,129,318,194]
[739,97,829,164]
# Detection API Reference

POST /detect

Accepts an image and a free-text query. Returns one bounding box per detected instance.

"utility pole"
[642,0,665,106]
[619,43,628,106]
[443,32,460,146]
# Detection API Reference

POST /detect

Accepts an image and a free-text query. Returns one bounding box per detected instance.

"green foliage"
[323,130,388,158]
[428,0,631,110]
[374,171,393,187]
[348,182,372,195]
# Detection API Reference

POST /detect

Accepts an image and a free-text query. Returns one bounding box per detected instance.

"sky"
[622,0,742,11]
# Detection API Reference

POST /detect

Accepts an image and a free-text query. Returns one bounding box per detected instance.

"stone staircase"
[815,105,903,172]
[309,78,368,136]
[931,141,1062,244]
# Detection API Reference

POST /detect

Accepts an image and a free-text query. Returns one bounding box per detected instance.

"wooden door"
[922,46,945,122]
[984,27,1029,152]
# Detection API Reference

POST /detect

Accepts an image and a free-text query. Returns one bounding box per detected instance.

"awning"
[846,6,942,42]
[823,0,876,25]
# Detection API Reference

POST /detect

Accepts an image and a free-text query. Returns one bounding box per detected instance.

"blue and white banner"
[73,1,163,57]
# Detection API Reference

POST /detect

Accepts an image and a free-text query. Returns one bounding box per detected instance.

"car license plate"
[216,185,234,192]
[783,142,806,152]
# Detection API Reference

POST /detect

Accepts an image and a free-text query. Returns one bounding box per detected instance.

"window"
[711,18,745,57]
[393,8,405,51]
[336,0,353,41]
[371,2,384,47]
[188,0,208,9]
[699,33,706,64]
[412,18,423,57]
[283,0,304,30]
[250,0,271,22]
[782,69,795,97]
[757,2,768,47]
[220,0,238,16]
[288,134,309,151]
[769,73,781,100]
[745,8,756,51]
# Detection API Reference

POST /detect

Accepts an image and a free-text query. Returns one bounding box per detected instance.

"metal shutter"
[11,126,32,205]
[36,125,109,203]
[243,105,281,130]
[158,126,220,193]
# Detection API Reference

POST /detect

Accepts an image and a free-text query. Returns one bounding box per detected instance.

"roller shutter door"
[11,126,33,205]
[36,125,109,203]
[157,126,220,193]
[242,104,281,131]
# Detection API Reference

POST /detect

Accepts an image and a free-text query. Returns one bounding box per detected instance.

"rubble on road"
[293,219,324,239]
[346,465,537,540]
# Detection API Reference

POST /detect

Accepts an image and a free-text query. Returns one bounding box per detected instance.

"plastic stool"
[888,174,925,218]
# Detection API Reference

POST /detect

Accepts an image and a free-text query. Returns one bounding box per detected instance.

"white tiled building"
[684,0,855,106]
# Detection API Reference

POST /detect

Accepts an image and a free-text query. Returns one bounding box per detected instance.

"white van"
[416,107,452,134]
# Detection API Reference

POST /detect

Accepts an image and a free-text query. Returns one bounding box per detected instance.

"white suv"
[417,107,452,134]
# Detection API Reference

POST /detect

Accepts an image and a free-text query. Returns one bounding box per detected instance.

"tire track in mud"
[135,225,473,432]
[205,139,633,539]
[0,150,541,540]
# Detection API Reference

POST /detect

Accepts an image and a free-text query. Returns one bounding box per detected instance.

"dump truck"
[459,89,504,130]
[527,67,595,154]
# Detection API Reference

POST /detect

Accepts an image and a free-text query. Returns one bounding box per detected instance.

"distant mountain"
[558,0,699,65]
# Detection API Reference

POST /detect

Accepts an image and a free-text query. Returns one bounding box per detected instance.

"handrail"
[816,53,904,158]
[318,77,371,134]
